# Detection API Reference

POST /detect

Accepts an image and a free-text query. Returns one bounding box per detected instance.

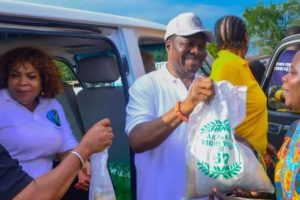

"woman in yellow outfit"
[210,15,268,156]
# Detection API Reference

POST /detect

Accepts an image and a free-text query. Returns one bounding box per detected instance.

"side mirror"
[267,85,286,111]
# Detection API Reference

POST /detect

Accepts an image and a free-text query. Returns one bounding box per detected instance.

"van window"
[55,60,76,82]
[139,38,166,73]
[267,46,300,112]
[54,60,83,94]
[71,40,131,200]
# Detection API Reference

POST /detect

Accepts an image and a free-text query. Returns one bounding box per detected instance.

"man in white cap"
[126,12,214,200]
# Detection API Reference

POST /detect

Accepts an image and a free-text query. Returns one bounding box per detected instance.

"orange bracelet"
[175,101,189,122]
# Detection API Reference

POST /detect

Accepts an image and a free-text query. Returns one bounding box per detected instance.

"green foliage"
[207,43,218,59]
[54,60,76,81]
[140,44,167,62]
[282,0,300,26]
[243,0,300,55]
[109,162,132,200]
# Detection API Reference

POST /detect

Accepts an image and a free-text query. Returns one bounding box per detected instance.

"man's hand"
[181,76,214,115]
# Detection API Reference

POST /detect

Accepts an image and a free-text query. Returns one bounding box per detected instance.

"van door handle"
[282,125,290,133]
[268,122,283,135]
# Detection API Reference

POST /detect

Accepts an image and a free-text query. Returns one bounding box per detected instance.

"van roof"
[0,0,166,31]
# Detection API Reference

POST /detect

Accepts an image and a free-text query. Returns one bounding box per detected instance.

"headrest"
[76,56,119,83]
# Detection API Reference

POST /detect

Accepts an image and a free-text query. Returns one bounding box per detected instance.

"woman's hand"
[75,161,91,191]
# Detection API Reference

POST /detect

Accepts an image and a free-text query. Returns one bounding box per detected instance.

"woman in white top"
[0,47,89,190]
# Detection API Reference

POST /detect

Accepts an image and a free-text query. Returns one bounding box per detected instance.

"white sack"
[185,81,274,199]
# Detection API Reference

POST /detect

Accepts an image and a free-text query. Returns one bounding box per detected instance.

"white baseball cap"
[164,12,214,42]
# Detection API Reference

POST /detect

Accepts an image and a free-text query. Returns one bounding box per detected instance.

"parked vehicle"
[247,55,270,67]
[0,1,167,199]
[0,1,233,199]
[261,34,300,150]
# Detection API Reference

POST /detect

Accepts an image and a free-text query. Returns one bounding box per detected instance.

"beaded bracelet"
[70,151,85,168]
[175,101,189,122]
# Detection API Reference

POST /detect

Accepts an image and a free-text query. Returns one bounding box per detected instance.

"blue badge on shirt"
[46,109,61,127]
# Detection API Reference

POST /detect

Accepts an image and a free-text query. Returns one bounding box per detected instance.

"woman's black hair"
[214,15,247,50]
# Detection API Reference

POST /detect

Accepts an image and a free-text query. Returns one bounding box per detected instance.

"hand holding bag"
[89,149,116,200]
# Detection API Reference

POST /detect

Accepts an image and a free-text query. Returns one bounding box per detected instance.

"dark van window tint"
[267,48,299,112]
[139,37,166,73]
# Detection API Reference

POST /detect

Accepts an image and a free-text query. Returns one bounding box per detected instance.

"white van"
[0,1,167,199]
[0,1,213,199]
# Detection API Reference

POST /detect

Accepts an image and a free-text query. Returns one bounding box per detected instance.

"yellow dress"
[210,50,268,154]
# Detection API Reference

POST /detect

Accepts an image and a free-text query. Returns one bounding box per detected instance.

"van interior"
[0,25,132,199]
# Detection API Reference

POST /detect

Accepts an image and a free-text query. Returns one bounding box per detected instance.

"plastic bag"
[109,162,132,200]
[185,81,274,199]
[89,149,116,200]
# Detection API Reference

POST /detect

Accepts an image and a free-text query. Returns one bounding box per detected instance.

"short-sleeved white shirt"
[126,65,189,200]
[0,89,78,178]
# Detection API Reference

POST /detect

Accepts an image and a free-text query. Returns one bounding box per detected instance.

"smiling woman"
[0,47,90,191]
[282,51,300,110]
[274,50,300,199]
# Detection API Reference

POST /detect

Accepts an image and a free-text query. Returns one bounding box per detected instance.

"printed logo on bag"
[46,109,61,127]
[195,119,242,179]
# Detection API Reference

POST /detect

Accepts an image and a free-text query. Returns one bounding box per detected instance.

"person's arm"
[129,77,214,153]
[14,118,113,200]
[129,107,186,153]
[55,100,90,191]
[14,148,83,200]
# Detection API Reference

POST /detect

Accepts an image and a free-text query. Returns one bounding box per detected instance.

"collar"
[161,63,182,83]
[0,88,46,107]
[1,89,14,101]
[218,50,248,67]
[162,63,198,91]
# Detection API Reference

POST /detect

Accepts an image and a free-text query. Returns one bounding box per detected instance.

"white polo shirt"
[0,89,78,178]
[126,65,189,200]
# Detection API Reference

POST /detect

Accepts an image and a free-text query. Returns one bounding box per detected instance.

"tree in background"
[207,43,218,59]
[243,0,300,55]
[54,60,76,81]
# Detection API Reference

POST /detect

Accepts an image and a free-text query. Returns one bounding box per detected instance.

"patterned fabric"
[275,120,300,200]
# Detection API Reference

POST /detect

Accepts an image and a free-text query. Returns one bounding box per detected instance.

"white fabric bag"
[89,149,116,200]
[185,81,274,199]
